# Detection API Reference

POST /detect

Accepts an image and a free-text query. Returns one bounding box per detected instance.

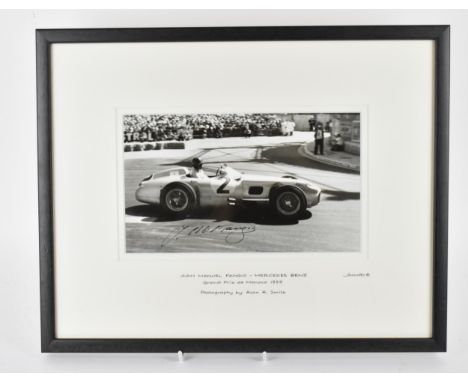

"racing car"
[135,165,321,219]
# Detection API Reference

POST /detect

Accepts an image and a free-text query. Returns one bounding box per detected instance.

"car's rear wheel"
[161,185,193,217]
[272,188,305,220]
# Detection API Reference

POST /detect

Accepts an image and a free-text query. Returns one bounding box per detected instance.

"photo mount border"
[37,25,449,353]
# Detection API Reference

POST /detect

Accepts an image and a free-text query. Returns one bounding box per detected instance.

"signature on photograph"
[161,224,256,248]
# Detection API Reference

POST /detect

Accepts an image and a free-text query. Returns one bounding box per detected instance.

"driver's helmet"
[192,157,202,170]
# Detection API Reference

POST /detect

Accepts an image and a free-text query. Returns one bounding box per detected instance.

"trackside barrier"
[123,141,185,152]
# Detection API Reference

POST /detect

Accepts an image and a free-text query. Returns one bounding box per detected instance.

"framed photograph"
[37,26,449,352]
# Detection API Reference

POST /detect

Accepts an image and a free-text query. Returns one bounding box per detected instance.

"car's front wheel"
[161,185,193,217]
[271,188,305,220]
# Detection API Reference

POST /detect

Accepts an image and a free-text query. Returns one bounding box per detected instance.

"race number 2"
[217,177,230,194]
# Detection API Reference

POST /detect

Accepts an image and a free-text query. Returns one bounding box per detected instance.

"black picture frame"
[37,25,449,353]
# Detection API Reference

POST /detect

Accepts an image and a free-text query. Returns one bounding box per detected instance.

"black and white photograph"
[122,112,362,253]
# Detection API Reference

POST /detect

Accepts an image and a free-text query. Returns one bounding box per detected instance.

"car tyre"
[271,187,305,220]
[161,184,194,218]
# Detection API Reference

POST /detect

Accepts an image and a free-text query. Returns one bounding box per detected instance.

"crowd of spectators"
[123,113,288,142]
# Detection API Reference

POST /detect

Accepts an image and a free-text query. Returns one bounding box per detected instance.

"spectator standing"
[244,123,252,138]
[314,123,324,155]
[308,115,316,131]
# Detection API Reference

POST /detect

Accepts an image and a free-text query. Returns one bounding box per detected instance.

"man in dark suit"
[314,123,324,155]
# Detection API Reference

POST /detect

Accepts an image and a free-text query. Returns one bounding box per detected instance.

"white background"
[0,9,467,372]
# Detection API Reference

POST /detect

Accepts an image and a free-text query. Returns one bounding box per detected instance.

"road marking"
[179,149,210,163]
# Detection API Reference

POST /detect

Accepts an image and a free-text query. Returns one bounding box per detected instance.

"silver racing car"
[135,165,321,219]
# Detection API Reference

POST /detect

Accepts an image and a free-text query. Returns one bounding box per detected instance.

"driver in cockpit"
[190,157,208,179]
